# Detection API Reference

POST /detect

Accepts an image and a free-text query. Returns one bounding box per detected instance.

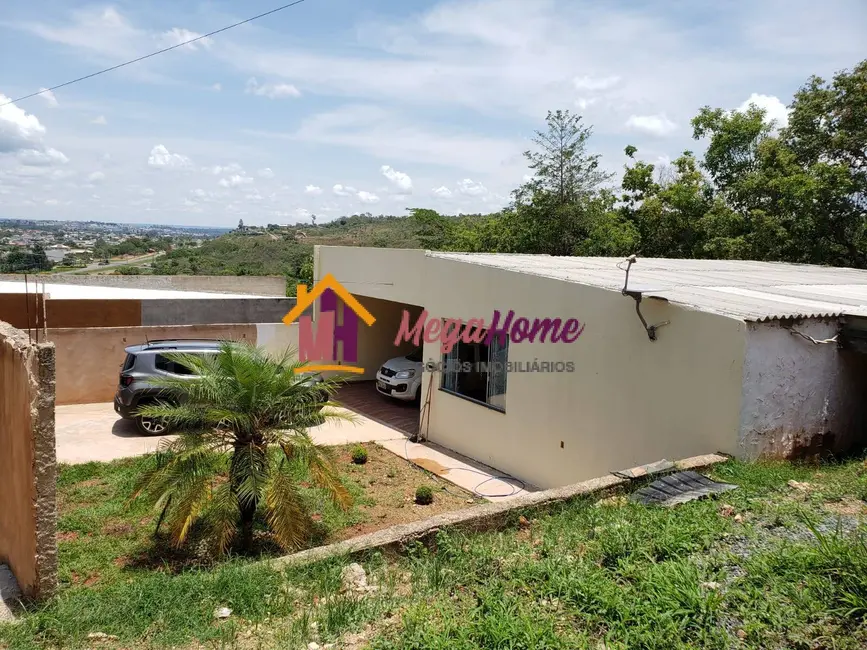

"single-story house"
[315,246,867,490]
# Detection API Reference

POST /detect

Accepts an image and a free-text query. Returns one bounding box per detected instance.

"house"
[315,245,867,490]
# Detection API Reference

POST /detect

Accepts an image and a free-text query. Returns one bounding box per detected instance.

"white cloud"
[141,188,155,196]
[625,114,678,136]
[211,83,222,92]
[432,186,452,198]
[245,78,301,99]
[295,208,312,219]
[738,93,790,127]
[0,95,48,153]
[87,171,105,183]
[380,165,413,193]
[305,184,323,195]
[332,184,355,196]
[356,190,380,204]
[218,174,253,188]
[91,115,108,125]
[147,144,191,168]
[573,75,620,91]
[457,178,487,196]
[258,167,275,179]
[39,89,58,107]
[16,148,69,166]
[575,97,598,111]
[160,27,212,51]
[207,163,244,175]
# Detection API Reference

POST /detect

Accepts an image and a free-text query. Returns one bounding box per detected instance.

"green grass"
[3,457,867,649]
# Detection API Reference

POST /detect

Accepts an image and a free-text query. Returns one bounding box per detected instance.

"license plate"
[377,381,388,391]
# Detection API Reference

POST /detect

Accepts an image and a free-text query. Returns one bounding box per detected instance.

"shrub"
[415,485,434,505]
[351,445,368,465]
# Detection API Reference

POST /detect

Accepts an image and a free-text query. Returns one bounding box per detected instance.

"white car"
[376,347,423,401]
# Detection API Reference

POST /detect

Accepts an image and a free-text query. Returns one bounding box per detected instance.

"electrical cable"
[407,372,526,499]
[0,0,311,108]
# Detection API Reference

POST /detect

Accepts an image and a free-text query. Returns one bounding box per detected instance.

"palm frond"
[281,432,352,511]
[200,481,239,555]
[265,462,312,551]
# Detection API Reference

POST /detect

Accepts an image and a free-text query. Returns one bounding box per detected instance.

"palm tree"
[131,341,353,555]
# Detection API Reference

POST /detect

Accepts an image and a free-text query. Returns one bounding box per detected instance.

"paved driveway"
[55,402,407,465]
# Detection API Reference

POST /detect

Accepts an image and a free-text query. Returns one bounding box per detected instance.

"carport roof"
[428,253,867,322]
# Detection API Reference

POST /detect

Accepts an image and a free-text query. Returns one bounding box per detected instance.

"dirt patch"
[101,521,134,536]
[57,531,79,542]
[333,443,479,541]
[79,478,106,488]
[824,497,867,516]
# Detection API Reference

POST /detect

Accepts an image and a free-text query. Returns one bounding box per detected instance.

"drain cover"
[630,470,738,507]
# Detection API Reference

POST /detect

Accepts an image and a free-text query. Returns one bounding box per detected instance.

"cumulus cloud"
[305,184,323,195]
[245,78,301,99]
[39,89,58,107]
[91,115,107,125]
[625,114,678,136]
[87,171,105,183]
[257,167,275,179]
[218,174,253,188]
[738,93,790,127]
[16,148,69,166]
[380,165,412,193]
[457,178,487,196]
[207,163,243,175]
[211,83,222,92]
[148,144,191,168]
[432,186,452,198]
[161,27,212,51]
[141,188,155,196]
[356,190,380,204]
[332,183,355,196]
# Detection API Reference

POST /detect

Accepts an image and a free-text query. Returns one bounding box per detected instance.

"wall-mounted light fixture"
[620,255,670,341]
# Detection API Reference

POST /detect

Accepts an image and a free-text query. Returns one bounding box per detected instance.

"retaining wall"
[0,321,57,600]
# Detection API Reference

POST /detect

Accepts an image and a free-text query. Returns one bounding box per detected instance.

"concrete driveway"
[55,403,407,465]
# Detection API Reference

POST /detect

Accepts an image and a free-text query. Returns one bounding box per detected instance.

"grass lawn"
[3,456,867,649]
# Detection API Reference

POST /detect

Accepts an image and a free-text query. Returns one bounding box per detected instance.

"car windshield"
[405,347,423,362]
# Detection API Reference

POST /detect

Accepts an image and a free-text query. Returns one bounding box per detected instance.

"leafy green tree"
[132,343,352,554]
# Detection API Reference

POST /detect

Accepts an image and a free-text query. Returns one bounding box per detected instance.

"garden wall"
[0,274,287,296]
[0,321,57,600]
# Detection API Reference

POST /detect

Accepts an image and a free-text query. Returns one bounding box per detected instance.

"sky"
[0,0,865,227]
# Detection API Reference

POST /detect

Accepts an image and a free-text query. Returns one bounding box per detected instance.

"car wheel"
[134,413,169,436]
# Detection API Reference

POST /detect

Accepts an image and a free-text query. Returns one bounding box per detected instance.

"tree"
[517,109,612,206]
[131,343,353,554]
[238,219,245,231]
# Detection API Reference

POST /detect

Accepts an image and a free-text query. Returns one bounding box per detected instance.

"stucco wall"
[315,246,427,305]
[321,247,748,490]
[47,299,142,328]
[0,293,45,331]
[738,319,867,458]
[0,321,57,600]
[0,274,287,296]
[352,296,424,381]
[48,324,256,405]
[256,322,300,359]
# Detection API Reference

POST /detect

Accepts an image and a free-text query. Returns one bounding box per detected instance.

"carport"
[336,382,419,437]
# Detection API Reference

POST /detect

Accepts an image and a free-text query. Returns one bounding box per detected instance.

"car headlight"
[395,369,416,379]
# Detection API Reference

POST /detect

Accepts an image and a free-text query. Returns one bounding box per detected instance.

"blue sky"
[0,0,865,227]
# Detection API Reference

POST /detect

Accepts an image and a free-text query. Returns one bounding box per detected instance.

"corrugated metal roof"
[428,253,867,321]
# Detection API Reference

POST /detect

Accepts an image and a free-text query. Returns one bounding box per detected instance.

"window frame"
[438,325,508,414]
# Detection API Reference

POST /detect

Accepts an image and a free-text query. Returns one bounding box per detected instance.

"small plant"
[351,445,368,465]
[415,485,434,505]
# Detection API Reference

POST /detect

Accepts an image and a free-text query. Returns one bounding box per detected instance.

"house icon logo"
[283,273,375,374]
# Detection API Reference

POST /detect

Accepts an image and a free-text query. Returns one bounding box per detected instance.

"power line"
[0,0,310,108]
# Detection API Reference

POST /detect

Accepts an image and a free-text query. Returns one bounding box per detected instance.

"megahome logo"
[282,274,375,374]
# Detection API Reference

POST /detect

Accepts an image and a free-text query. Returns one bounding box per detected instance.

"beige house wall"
[317,246,749,490]
[0,321,57,600]
[48,324,256,405]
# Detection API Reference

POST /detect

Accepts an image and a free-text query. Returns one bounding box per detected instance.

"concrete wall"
[0,321,56,600]
[256,322,300,359]
[0,274,287,296]
[140,298,297,326]
[320,246,748,490]
[49,324,257,405]
[738,319,867,458]
[0,296,298,329]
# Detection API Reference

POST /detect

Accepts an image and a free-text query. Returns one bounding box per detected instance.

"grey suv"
[114,339,326,435]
